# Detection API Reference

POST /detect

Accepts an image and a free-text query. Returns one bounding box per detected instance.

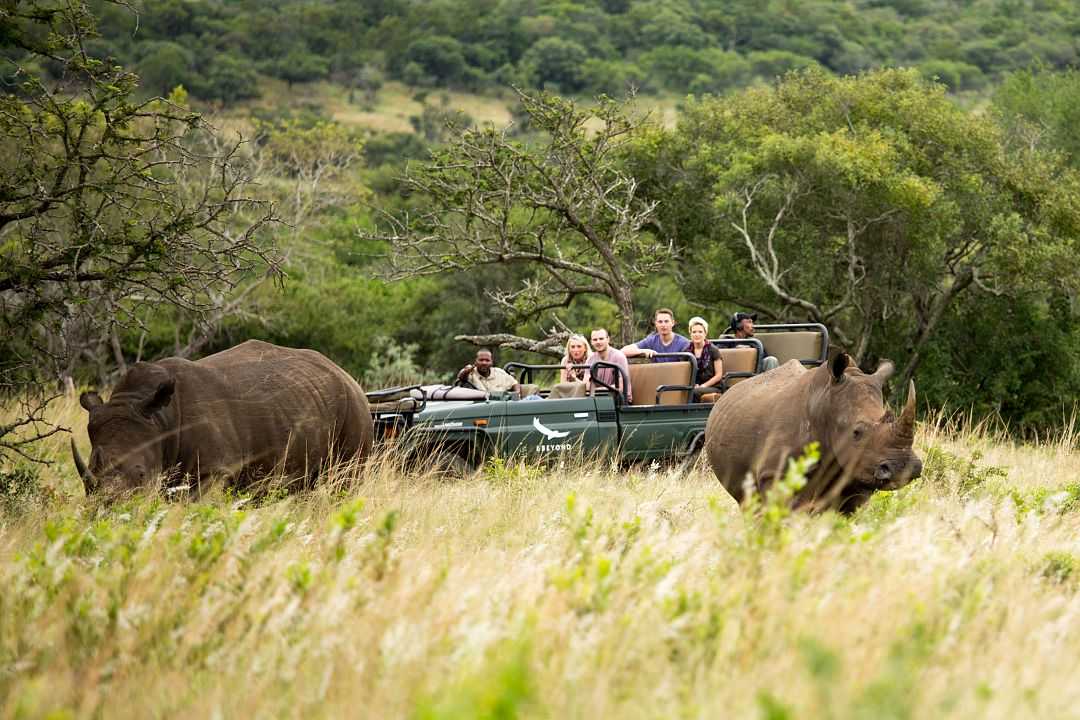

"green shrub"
[1040,551,1078,585]
[0,464,56,516]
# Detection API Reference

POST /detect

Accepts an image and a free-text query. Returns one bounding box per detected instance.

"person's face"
[654,312,674,335]
[475,351,494,374]
[738,318,755,336]
[590,331,609,353]
[690,324,707,344]
[568,339,587,360]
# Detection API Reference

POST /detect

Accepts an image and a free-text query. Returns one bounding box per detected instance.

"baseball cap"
[730,312,757,331]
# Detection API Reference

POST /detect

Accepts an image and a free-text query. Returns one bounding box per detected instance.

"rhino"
[704,354,922,513]
[71,340,373,496]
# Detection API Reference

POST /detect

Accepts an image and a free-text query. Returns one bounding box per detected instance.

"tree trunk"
[615,288,635,346]
[900,266,975,388]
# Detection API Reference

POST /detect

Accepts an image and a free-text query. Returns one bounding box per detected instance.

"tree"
[631,68,1080,385]
[994,66,1080,168]
[138,41,194,97]
[364,90,673,349]
[251,118,366,241]
[0,2,277,461]
[522,38,588,92]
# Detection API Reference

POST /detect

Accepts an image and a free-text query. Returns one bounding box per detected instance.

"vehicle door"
[617,404,712,463]
[493,394,618,462]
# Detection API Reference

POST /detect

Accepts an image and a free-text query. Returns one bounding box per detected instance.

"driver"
[454,348,520,394]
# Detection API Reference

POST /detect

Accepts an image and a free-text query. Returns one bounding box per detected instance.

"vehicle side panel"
[492,396,619,461]
[617,404,713,462]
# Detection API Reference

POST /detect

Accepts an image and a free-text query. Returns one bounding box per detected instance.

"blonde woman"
[560,334,591,383]
[687,316,724,401]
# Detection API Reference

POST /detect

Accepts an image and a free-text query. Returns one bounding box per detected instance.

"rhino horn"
[898,380,917,439]
[70,438,95,496]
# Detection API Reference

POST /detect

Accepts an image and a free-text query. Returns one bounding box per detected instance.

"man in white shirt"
[455,348,520,394]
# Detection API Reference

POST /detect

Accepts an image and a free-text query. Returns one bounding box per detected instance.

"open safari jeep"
[366,324,828,472]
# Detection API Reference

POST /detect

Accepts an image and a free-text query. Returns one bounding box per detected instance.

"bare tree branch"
[363,91,672,345]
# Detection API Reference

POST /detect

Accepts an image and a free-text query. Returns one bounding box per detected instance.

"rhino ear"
[79,391,102,412]
[830,353,849,383]
[141,377,176,416]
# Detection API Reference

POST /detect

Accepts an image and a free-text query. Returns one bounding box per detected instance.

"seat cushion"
[716,346,758,375]
[548,381,587,399]
[758,331,824,365]
[628,361,692,405]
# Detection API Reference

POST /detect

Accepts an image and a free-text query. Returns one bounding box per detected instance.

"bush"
[193,53,260,103]
[1,464,56,516]
[404,37,469,85]
[137,41,195,96]
[522,37,589,92]
[917,60,986,91]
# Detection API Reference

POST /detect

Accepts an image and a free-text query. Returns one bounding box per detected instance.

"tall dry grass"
[2,395,1080,718]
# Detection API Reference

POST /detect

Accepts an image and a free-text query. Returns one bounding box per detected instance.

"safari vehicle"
[366,324,828,472]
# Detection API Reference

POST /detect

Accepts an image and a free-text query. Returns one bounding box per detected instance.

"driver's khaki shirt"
[465,366,518,393]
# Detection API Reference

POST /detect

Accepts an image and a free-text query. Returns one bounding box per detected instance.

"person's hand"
[458,364,474,380]
[644,349,656,358]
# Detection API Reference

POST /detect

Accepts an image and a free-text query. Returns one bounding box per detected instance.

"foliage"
[0,2,276,460]
[363,335,442,389]
[366,90,673,347]
[994,66,1080,169]
[3,413,1080,717]
[87,0,1080,101]
[631,67,1080,401]
[0,464,56,516]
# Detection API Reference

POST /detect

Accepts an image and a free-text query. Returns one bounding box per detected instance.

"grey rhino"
[72,340,373,496]
[705,354,922,513]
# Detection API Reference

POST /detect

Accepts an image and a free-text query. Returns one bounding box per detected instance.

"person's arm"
[453,364,475,387]
[621,342,655,359]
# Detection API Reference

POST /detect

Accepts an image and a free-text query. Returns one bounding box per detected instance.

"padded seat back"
[758,331,825,366]
[628,361,692,406]
[716,346,759,380]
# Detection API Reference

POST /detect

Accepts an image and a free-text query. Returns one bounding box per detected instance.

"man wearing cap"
[729,312,780,371]
[621,308,691,362]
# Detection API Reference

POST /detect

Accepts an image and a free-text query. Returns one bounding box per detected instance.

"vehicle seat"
[757,331,825,366]
[518,383,541,398]
[548,381,587,399]
[716,346,760,387]
[628,361,692,406]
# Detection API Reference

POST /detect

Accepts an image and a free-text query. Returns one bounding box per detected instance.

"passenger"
[586,328,632,403]
[728,312,780,371]
[454,348,520,394]
[621,307,691,362]
[560,334,591,383]
[686,316,724,401]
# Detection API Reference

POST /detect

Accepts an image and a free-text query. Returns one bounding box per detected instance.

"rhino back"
[705,360,813,500]
[161,340,372,482]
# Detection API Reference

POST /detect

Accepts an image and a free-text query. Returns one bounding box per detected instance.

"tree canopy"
[0,1,276,459]
[85,0,1080,101]
[630,67,1080,389]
